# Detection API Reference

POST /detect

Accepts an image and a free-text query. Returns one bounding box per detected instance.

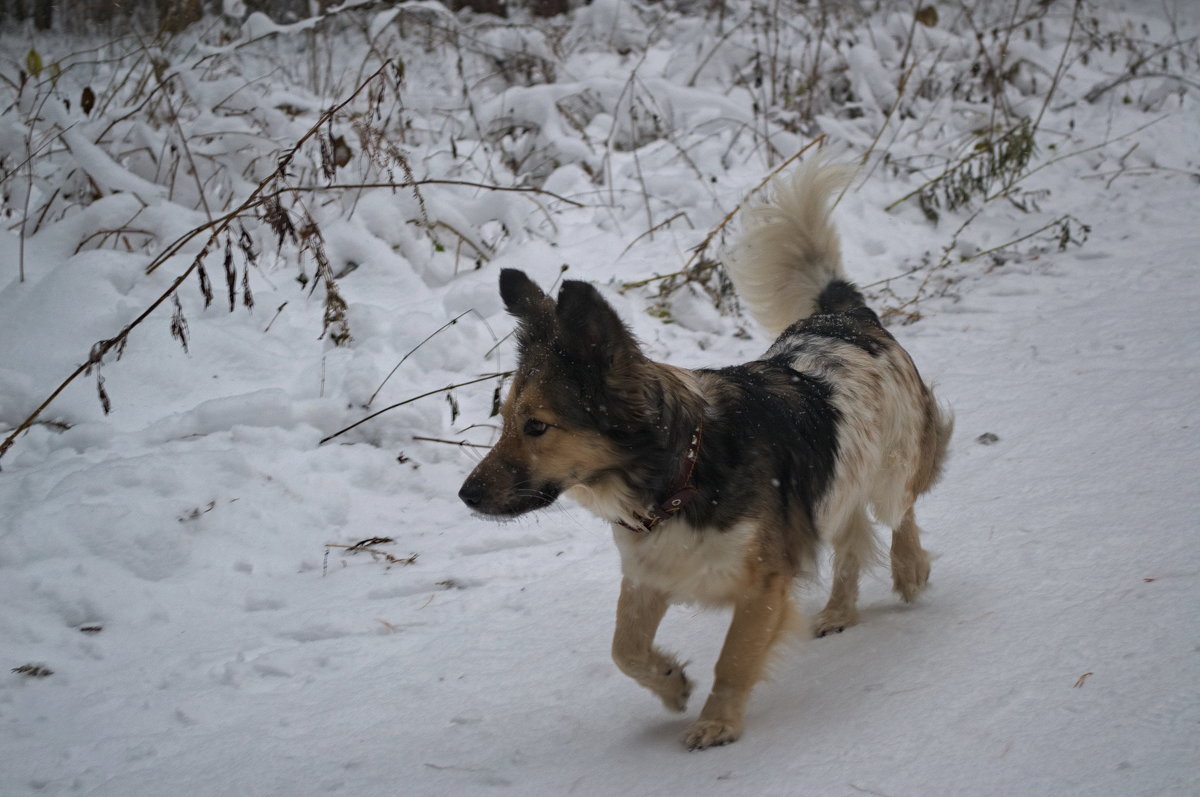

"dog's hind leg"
[813,506,872,637]
[889,394,949,602]
[890,507,931,603]
[684,570,793,750]
[612,578,693,713]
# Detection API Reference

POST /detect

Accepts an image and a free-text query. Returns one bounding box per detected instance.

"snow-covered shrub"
[1,0,1196,455]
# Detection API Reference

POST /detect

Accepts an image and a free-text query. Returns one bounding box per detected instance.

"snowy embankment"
[1,1,1198,794]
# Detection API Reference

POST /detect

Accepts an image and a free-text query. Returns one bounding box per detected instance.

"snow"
[2,2,1199,795]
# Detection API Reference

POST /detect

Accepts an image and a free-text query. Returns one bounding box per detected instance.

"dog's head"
[458,269,659,518]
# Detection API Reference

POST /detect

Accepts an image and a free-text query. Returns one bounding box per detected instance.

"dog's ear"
[555,280,657,436]
[555,280,640,366]
[499,269,556,350]
[500,269,553,319]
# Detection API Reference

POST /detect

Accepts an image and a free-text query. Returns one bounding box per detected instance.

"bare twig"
[320,372,511,446]
[1083,71,1200,104]
[367,310,473,408]
[412,436,492,449]
[325,542,418,567]
[143,31,214,226]
[1032,0,1081,134]
[620,211,691,257]
[988,115,1168,203]
[836,58,918,209]
[0,62,397,466]
[874,213,1087,322]
[265,180,586,208]
[621,135,826,291]
[1080,34,1200,105]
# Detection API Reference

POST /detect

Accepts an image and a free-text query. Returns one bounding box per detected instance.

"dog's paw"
[614,649,693,712]
[813,607,859,638]
[892,552,931,603]
[683,718,741,751]
[654,661,693,713]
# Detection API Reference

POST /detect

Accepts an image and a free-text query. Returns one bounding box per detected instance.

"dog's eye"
[524,419,549,437]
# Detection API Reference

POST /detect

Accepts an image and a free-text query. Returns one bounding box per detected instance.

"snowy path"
[3,170,1197,796]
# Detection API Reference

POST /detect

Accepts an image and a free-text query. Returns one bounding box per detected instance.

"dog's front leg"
[684,571,791,750]
[611,578,692,712]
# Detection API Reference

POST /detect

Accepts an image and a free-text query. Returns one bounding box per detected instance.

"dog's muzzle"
[457,476,488,510]
[458,465,561,517]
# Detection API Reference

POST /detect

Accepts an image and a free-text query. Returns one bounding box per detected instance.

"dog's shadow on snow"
[625,717,696,754]
[591,598,943,753]
[811,597,929,637]
[753,597,944,729]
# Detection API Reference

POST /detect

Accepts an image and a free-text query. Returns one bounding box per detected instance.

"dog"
[458,160,952,750]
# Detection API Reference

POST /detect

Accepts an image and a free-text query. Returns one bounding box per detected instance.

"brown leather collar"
[616,420,704,534]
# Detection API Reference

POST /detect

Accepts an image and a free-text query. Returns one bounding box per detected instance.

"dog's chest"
[612,521,754,605]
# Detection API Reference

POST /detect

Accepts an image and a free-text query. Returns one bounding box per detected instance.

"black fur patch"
[796,312,885,356]
[777,281,889,356]
[546,280,659,443]
[817,279,867,313]
[500,269,557,357]
[687,361,840,540]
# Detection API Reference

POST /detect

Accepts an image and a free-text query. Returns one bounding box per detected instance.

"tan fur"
[486,381,628,501]
[611,531,803,750]
[813,506,872,637]
[611,579,691,712]
[890,508,932,603]
[685,569,793,749]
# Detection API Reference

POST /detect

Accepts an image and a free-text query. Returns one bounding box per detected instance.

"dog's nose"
[458,478,485,509]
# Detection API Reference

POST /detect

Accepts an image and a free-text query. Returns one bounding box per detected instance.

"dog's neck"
[573,363,710,532]
[614,418,704,533]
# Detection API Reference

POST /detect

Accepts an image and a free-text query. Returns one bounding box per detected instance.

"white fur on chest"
[612,520,755,606]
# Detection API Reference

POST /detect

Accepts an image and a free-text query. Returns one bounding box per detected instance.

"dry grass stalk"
[0,61,398,465]
[326,538,418,568]
[320,371,512,446]
[621,134,827,294]
[412,436,491,449]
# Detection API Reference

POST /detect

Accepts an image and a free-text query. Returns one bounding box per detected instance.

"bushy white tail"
[726,159,854,337]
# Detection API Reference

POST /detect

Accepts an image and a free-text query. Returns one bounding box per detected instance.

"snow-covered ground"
[1,2,1198,795]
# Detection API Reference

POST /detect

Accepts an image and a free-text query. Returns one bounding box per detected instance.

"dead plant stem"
[621,135,826,291]
[0,61,397,465]
[367,310,473,408]
[1032,0,1081,134]
[320,372,511,446]
[412,436,491,449]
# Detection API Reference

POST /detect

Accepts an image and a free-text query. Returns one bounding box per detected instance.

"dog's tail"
[726,158,855,337]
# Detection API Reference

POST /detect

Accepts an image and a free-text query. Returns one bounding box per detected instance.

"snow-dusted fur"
[727,159,855,336]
